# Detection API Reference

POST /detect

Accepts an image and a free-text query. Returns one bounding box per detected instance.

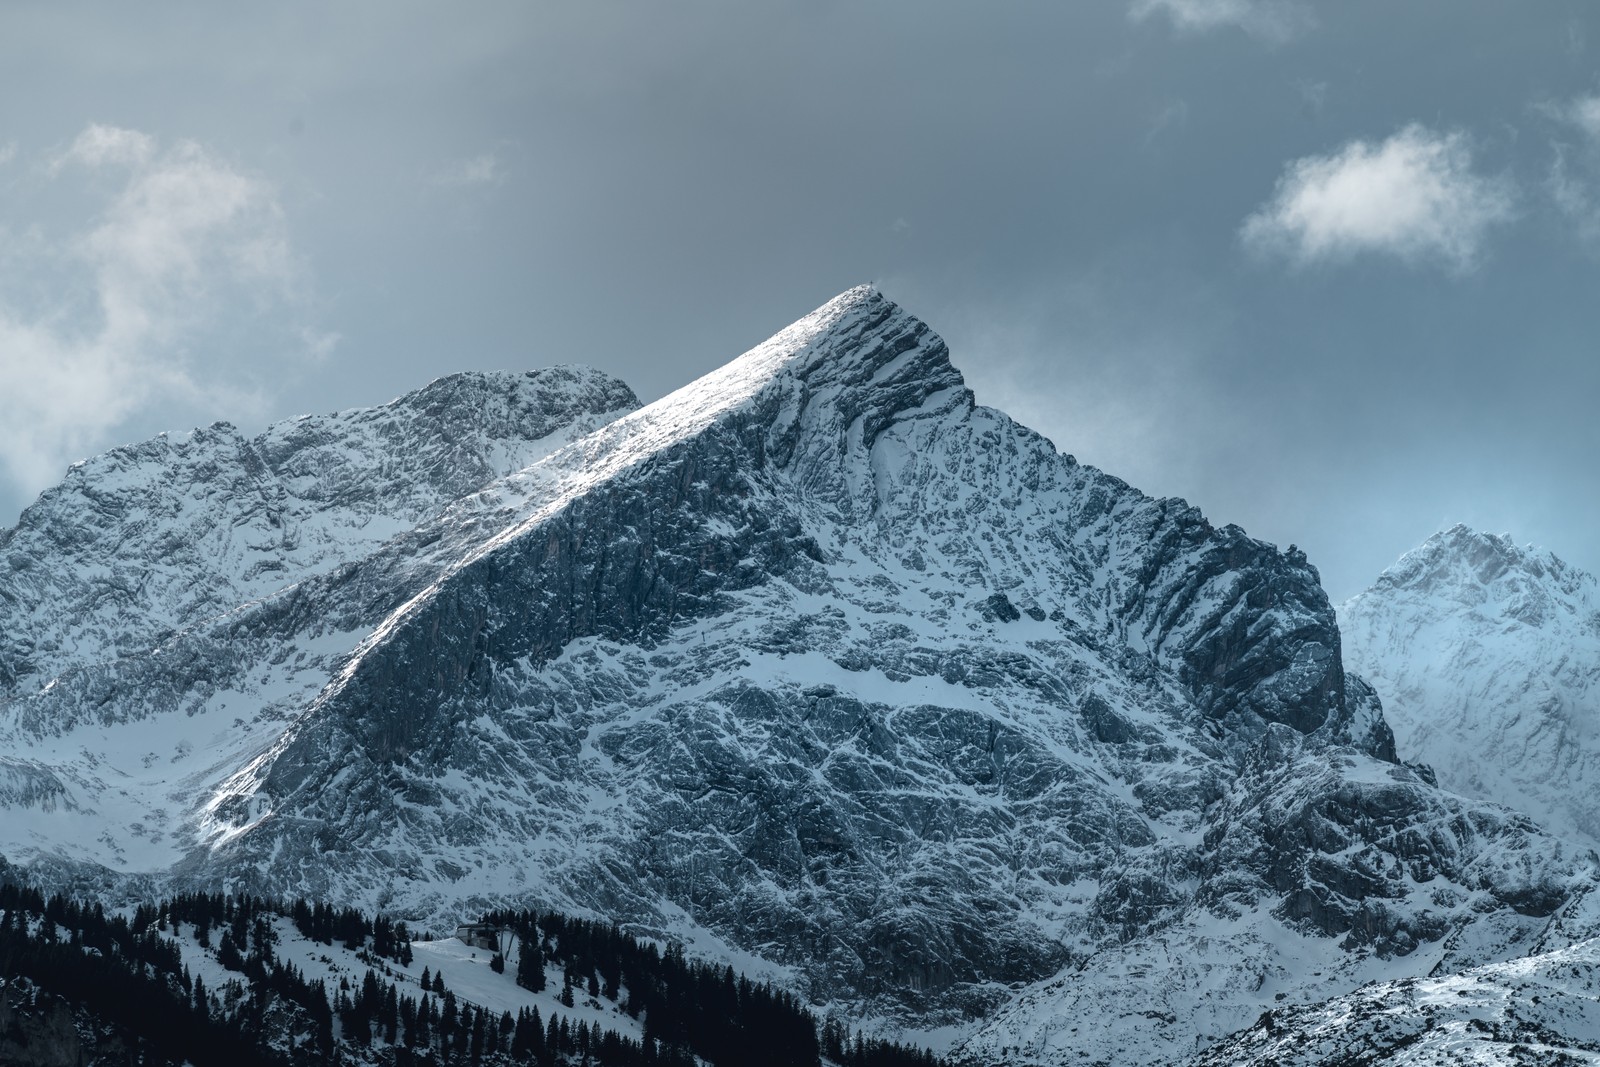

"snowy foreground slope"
[1341,526,1600,847]
[1189,935,1600,1065]
[2,287,1597,1064]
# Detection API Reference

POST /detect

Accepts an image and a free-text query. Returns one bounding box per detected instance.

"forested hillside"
[0,879,941,1067]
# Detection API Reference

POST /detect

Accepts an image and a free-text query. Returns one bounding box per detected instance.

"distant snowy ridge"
[0,364,638,698]
[1340,524,1600,846]
[0,365,636,874]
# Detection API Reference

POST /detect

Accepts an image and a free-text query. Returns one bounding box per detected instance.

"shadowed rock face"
[0,289,1588,1061]
[0,983,83,1067]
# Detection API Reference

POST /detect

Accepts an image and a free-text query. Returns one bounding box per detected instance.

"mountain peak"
[389,364,639,425]
[1426,522,1518,558]
[1341,526,1600,848]
[510,286,969,512]
[1347,524,1599,638]
[650,284,959,415]
[1365,524,1589,606]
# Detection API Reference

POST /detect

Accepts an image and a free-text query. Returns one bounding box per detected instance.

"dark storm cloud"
[2,0,1598,600]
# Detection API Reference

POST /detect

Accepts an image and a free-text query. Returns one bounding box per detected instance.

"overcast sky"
[2,0,1598,601]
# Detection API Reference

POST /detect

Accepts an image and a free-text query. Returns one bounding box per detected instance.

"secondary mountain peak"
[1372,523,1588,607]
[385,364,640,432]
[1341,526,1600,844]
[0,362,639,698]
[568,285,965,471]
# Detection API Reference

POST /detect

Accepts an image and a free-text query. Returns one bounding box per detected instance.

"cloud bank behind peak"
[0,125,333,501]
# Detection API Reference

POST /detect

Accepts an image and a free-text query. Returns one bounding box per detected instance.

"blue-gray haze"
[1,0,1596,601]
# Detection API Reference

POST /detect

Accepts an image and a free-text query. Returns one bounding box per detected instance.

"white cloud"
[55,123,156,170]
[432,151,507,188]
[1296,79,1329,117]
[0,125,328,495]
[1241,125,1515,271]
[1130,0,1314,46]
[1558,95,1600,139]
[0,141,17,167]
[1145,99,1190,146]
[1541,95,1600,243]
[1548,144,1599,240]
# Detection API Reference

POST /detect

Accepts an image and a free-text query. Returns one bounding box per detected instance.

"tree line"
[0,881,944,1067]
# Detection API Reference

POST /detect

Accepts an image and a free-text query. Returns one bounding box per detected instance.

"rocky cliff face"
[1341,525,1600,847]
[0,289,1592,1063]
[0,981,83,1067]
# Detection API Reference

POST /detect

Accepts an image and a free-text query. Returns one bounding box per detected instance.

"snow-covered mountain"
[0,365,637,878]
[2,288,1595,1064]
[1340,525,1600,846]
[0,364,638,699]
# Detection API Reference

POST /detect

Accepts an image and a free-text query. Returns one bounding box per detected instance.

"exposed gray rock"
[0,981,83,1067]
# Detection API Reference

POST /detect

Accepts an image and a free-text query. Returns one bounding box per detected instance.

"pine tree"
[512,1007,537,1058]
[412,1001,431,1050]
[440,991,458,1047]
[217,931,244,972]
[383,986,400,1044]
[516,931,546,992]
[493,1010,513,1055]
